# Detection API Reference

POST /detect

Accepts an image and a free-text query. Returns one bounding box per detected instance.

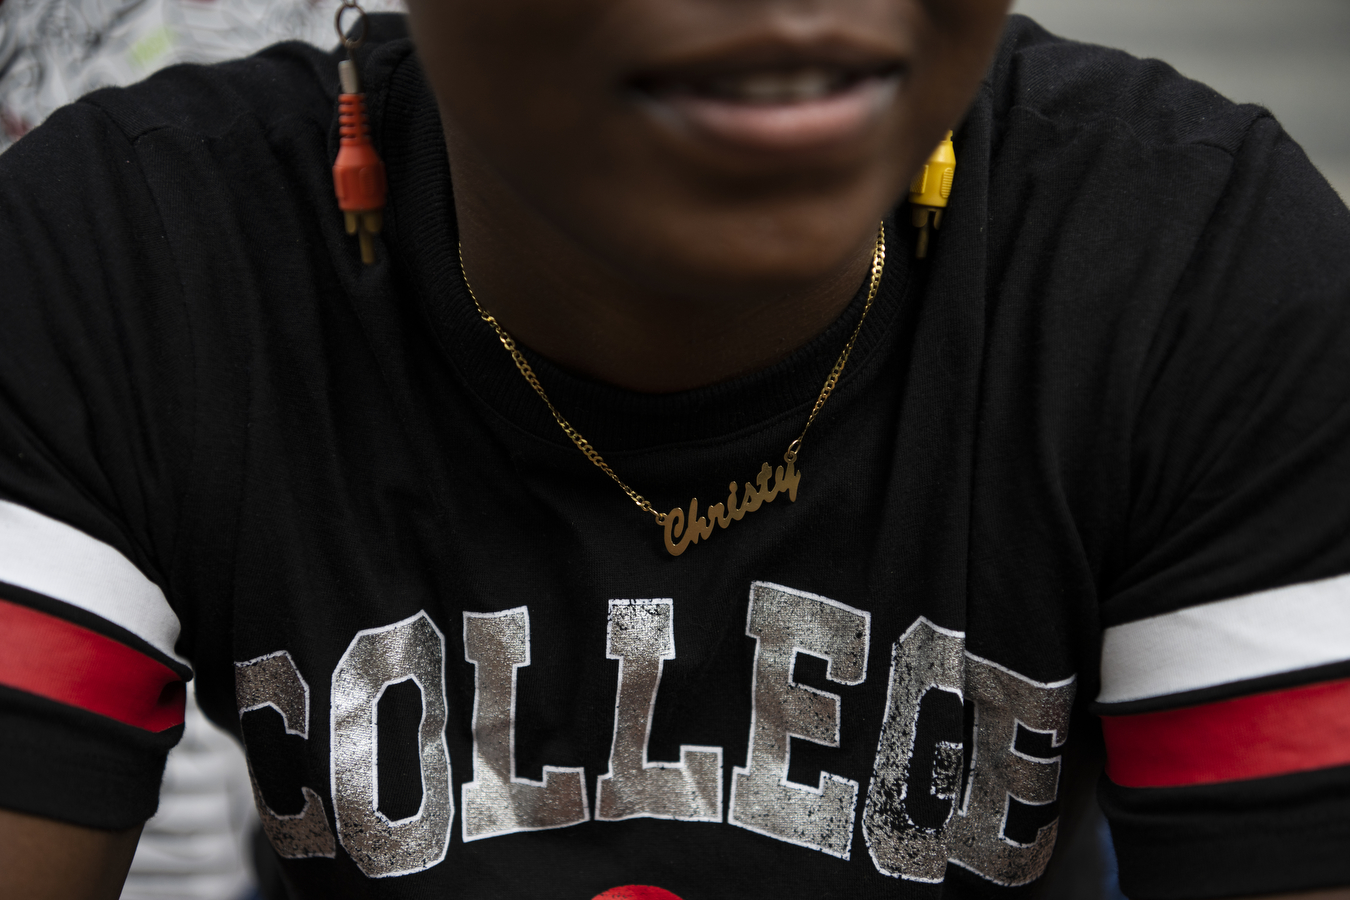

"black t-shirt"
[2,14,1349,900]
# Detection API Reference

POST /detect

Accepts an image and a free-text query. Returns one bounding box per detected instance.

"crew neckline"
[375,44,915,454]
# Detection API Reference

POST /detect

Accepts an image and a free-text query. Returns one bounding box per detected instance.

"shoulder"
[49,13,412,163]
[966,14,1347,310]
[79,43,334,148]
[986,14,1267,155]
[955,17,1350,611]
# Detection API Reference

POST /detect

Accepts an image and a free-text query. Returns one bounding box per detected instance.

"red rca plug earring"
[332,1,387,265]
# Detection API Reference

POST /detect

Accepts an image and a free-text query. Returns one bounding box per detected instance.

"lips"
[629,53,905,155]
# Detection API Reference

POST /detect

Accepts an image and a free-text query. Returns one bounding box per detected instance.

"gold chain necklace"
[460,222,886,557]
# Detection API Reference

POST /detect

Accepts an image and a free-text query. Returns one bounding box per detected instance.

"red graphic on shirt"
[592,887,684,900]
[1102,676,1350,787]
[0,597,185,732]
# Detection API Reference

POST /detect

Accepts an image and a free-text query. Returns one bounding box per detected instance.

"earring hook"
[335,2,369,55]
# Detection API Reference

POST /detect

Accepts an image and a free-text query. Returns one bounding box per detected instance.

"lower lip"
[644,77,899,154]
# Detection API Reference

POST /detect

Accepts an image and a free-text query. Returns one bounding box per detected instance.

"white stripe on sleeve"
[0,499,185,663]
[1098,572,1350,704]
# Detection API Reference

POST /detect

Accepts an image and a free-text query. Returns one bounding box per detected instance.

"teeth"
[711,68,846,103]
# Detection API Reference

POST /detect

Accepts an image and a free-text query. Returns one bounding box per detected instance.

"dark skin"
[1,1,1345,897]
[0,808,141,899]
[417,0,1006,391]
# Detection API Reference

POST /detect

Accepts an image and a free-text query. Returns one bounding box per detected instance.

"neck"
[448,138,876,395]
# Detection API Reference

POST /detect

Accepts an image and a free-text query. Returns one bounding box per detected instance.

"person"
[1,1,1348,898]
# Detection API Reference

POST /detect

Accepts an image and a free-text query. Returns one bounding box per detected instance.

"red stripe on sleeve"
[0,597,185,732]
[1102,677,1350,788]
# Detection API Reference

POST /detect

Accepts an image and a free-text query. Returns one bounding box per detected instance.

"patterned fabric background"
[0,0,405,153]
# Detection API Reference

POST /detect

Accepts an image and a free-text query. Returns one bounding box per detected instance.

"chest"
[203,368,1095,897]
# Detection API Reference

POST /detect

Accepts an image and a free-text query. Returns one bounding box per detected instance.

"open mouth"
[630,63,904,152]
[638,64,901,104]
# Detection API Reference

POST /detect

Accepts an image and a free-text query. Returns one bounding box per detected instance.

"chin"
[575,185,903,302]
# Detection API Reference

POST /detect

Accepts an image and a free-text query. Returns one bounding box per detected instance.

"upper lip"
[625,31,909,97]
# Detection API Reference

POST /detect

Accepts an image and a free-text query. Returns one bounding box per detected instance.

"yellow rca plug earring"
[908,130,956,259]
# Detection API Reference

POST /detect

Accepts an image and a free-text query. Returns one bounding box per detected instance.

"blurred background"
[0,2,1345,898]
[0,0,405,153]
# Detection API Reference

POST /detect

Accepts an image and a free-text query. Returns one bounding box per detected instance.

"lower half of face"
[407,0,1011,301]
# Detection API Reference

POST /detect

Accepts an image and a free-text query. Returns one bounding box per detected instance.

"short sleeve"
[1095,116,1350,897]
[0,100,195,829]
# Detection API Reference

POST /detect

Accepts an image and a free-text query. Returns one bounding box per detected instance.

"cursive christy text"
[662,458,801,557]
